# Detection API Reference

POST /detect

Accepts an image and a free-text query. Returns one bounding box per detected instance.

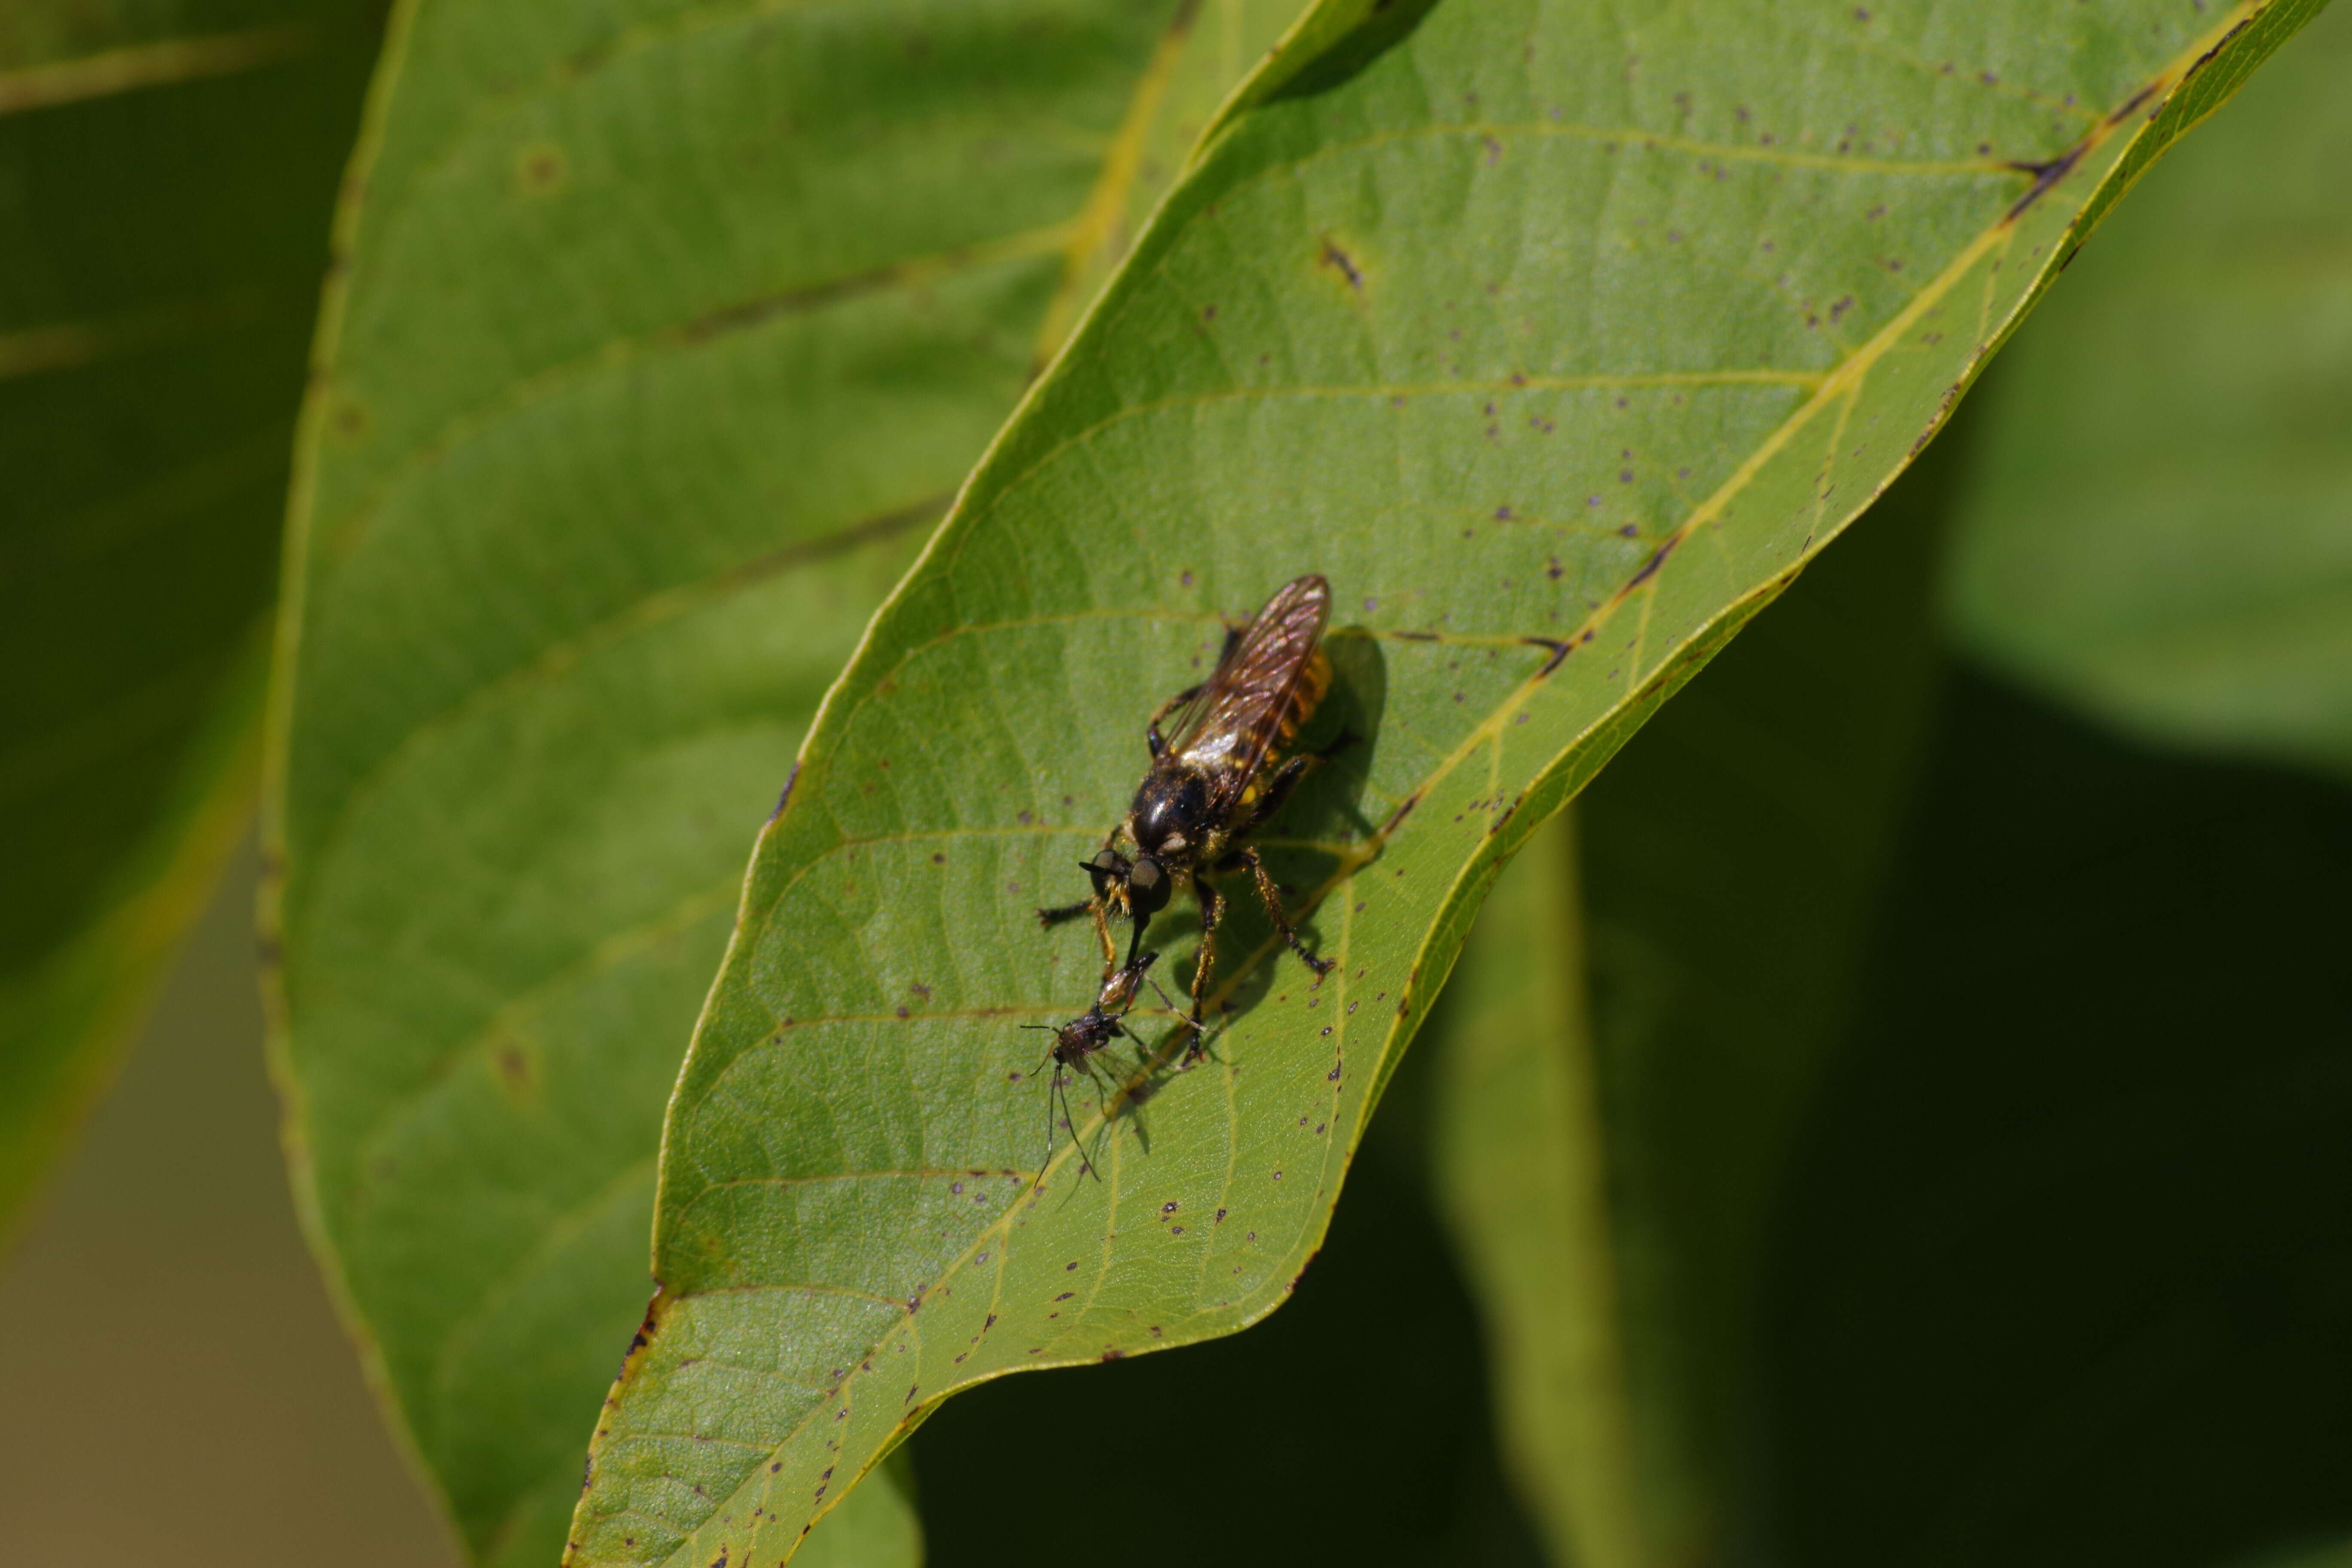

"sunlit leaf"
[567,2,2326,1563]
[262,0,1302,1562]
[1945,0,2352,775]
[0,0,377,1234]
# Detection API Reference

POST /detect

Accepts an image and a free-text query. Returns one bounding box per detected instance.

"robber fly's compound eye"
[1127,854,1172,921]
[1079,848,1127,902]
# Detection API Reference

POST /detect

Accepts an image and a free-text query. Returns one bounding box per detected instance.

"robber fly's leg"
[1240,845,1334,977]
[1182,880,1222,1063]
[1240,755,1314,835]
[1145,684,1204,760]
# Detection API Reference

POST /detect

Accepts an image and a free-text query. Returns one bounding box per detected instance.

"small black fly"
[1023,949,1178,1182]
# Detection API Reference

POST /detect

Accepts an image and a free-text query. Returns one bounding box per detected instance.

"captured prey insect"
[1039,573,1348,1058]
[1023,949,1180,1182]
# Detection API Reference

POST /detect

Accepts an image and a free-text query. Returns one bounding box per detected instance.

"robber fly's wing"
[1170,574,1330,812]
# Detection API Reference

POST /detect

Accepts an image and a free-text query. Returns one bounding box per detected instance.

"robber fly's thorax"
[1126,757,1220,870]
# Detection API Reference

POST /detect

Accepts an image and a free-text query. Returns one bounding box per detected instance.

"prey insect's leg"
[1054,1067,1099,1182]
[1240,845,1334,977]
[1036,1055,1057,1183]
[1183,879,1223,1063]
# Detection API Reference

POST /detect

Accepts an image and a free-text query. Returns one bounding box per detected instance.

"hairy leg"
[1242,845,1334,977]
[1184,878,1223,1062]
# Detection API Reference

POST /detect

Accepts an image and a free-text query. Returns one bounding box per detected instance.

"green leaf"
[569,2,2325,1562]
[1945,0,2352,775]
[1428,437,1954,1567]
[1431,807,1641,1568]
[262,0,1302,1562]
[0,1,378,1234]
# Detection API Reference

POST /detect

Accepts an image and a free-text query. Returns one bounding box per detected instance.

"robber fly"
[1040,574,1343,1057]
[1023,949,1173,1182]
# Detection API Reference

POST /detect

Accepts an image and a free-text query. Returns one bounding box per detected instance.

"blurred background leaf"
[1767,668,2352,1568]
[262,1,1304,1562]
[1427,426,1955,1566]
[1432,806,1641,1568]
[568,3,2328,1562]
[0,0,382,1233]
[1945,0,2352,776]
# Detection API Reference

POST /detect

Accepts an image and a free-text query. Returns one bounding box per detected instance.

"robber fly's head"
[1079,846,1173,927]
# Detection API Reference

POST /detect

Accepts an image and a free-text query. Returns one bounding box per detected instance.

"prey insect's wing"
[1169,574,1331,814]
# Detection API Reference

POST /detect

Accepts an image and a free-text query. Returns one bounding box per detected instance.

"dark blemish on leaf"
[1055,1291,1075,1302]
[1316,1123,1327,1135]
[1065,1260,1078,1271]
[1546,557,1563,580]
[2105,82,2158,127]
[1171,1225,1184,1234]
[985,1314,997,1329]
[1396,630,1438,641]
[770,1462,781,1473]
[1380,792,1420,835]
[1525,637,1571,676]
[931,852,944,864]
[1162,1201,1179,1216]
[906,1384,919,1403]
[516,143,567,195]
[1102,1348,1125,1362]
[1180,569,1194,587]
[895,1005,909,1019]
[2004,141,2087,220]
[1320,237,1364,291]
[1626,538,1675,588]
[768,762,802,824]
[1328,1062,1343,1081]
[1587,495,1602,507]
